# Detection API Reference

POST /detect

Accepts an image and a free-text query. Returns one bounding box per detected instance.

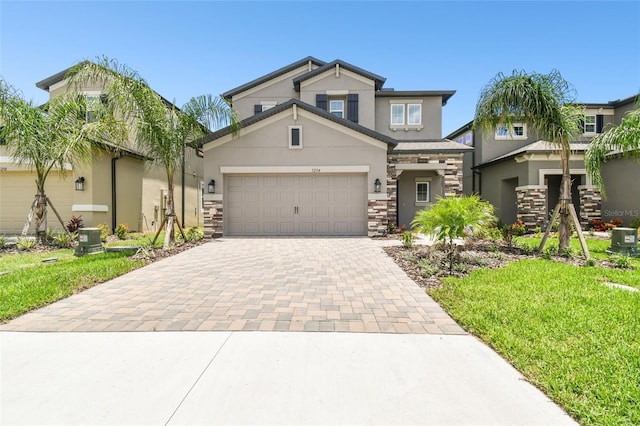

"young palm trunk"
[35,190,48,245]
[558,143,572,250]
[163,172,176,249]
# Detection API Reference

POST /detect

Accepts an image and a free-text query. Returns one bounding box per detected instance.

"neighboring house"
[0,67,205,235]
[447,93,640,229]
[201,57,470,237]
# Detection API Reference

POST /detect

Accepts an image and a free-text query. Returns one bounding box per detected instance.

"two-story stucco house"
[0,66,205,235]
[201,57,470,237]
[448,93,639,229]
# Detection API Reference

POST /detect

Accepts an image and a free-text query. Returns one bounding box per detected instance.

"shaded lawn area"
[0,250,144,322]
[430,258,640,425]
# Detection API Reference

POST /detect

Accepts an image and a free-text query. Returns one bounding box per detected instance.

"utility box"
[607,227,639,256]
[74,228,104,257]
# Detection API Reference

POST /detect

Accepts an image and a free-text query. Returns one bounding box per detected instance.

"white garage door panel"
[225,174,367,236]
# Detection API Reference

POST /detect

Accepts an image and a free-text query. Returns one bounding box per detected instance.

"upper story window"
[584,115,596,133]
[85,93,103,123]
[261,101,276,112]
[391,104,405,125]
[407,104,422,125]
[495,123,526,139]
[390,101,423,130]
[330,100,344,118]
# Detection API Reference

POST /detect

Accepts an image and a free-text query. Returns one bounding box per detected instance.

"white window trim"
[288,125,302,149]
[583,115,596,134]
[260,101,277,112]
[407,104,422,125]
[415,181,430,203]
[84,90,101,123]
[495,123,527,140]
[329,99,344,118]
[391,104,405,125]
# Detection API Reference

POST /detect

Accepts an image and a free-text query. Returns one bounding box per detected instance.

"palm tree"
[586,97,640,196]
[473,70,585,253]
[0,78,127,244]
[411,194,495,274]
[66,57,238,249]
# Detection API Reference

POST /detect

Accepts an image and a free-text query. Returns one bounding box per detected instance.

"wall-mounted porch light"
[374,178,381,193]
[208,179,216,194]
[75,177,85,191]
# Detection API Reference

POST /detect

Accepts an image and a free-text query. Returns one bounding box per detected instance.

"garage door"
[225,174,367,236]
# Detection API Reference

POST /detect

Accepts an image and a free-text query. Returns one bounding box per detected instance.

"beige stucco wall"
[0,169,74,235]
[374,96,443,140]
[396,170,443,228]
[230,64,316,120]
[298,69,376,129]
[139,149,204,233]
[601,158,640,225]
[203,108,388,196]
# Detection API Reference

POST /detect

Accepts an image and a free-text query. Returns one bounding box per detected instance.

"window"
[465,133,473,145]
[457,137,464,144]
[85,95,100,123]
[495,123,527,139]
[84,92,107,123]
[416,182,430,202]
[289,126,302,149]
[329,100,344,118]
[390,102,422,128]
[261,101,276,112]
[391,104,405,125]
[407,104,422,125]
[584,115,596,133]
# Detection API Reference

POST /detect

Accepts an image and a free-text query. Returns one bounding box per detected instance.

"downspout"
[111,154,123,233]
[181,144,185,226]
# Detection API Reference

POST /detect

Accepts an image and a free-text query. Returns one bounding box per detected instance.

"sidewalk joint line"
[164,332,234,425]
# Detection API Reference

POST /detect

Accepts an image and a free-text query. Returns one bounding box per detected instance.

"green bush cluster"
[114,223,129,240]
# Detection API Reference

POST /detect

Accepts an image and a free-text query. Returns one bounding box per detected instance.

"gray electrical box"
[607,227,639,256]
[74,228,105,257]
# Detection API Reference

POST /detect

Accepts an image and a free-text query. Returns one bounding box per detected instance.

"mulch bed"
[382,238,622,291]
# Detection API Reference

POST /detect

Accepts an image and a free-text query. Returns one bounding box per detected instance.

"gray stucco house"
[448,93,639,230]
[202,57,470,237]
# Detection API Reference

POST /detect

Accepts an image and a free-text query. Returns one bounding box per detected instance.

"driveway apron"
[0,238,464,334]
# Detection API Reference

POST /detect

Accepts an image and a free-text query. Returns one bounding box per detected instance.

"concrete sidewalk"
[1,331,576,425]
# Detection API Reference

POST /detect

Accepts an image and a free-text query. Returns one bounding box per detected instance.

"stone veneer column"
[443,157,464,197]
[203,197,223,238]
[368,196,388,237]
[516,185,547,232]
[578,185,602,230]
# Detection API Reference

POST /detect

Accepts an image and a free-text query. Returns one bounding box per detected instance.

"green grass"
[430,258,640,425]
[0,249,144,322]
[515,235,640,265]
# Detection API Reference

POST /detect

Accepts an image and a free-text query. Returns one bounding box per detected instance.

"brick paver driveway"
[1,238,464,334]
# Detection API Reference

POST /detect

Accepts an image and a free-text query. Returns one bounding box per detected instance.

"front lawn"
[429,249,640,425]
[0,249,145,322]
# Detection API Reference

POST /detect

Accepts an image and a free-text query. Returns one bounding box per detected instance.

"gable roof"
[222,56,326,101]
[201,98,397,147]
[292,59,386,92]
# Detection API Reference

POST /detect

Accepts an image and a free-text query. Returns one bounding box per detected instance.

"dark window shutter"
[347,94,359,123]
[254,105,262,115]
[316,94,328,111]
[578,118,585,134]
[596,115,604,133]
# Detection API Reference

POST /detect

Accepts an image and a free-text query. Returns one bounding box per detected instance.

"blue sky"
[1,1,639,136]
